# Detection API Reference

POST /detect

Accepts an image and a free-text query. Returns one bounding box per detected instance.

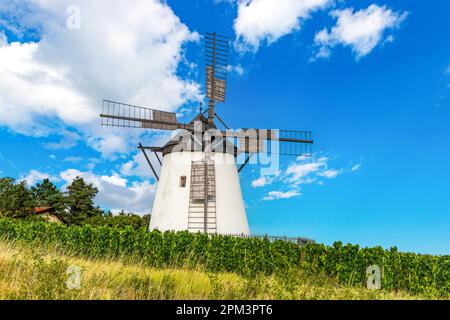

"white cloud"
[119,132,170,178]
[63,156,83,163]
[20,169,60,186]
[43,129,81,150]
[0,1,48,40]
[228,64,245,76]
[0,31,7,46]
[251,175,270,188]
[59,168,156,215]
[120,155,157,179]
[318,168,341,178]
[0,0,202,156]
[234,0,331,52]
[384,35,395,44]
[253,155,360,201]
[120,152,160,180]
[0,41,94,134]
[99,174,128,188]
[350,163,362,172]
[285,157,327,183]
[263,189,301,201]
[313,4,408,60]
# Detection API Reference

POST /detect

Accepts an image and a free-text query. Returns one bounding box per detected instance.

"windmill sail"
[205,33,229,103]
[265,129,313,156]
[100,99,188,130]
[226,129,313,156]
[206,66,226,102]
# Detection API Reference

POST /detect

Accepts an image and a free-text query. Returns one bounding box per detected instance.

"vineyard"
[0,218,448,298]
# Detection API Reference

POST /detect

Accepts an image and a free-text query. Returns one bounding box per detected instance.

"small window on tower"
[179,176,186,188]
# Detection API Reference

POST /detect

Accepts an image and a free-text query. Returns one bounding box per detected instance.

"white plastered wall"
[149,151,250,235]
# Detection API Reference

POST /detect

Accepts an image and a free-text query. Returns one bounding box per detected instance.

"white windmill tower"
[100,32,313,235]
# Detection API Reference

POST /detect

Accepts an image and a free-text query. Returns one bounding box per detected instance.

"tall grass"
[0,218,448,298]
[0,240,424,300]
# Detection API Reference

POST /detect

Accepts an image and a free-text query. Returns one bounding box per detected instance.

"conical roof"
[161,131,238,156]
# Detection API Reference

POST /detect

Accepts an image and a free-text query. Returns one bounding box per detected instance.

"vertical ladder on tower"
[188,161,216,233]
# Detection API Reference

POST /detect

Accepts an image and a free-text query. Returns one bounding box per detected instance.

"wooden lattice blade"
[205,32,229,103]
[100,99,190,130]
[224,129,313,156]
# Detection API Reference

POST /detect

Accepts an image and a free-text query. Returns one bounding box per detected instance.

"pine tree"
[64,177,99,225]
[0,178,34,217]
[0,178,17,217]
[31,178,65,218]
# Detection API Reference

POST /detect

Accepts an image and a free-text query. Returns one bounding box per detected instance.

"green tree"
[0,178,16,217]
[141,214,151,229]
[107,211,149,230]
[31,178,65,218]
[0,178,34,217]
[64,177,99,225]
[0,177,15,195]
[83,206,108,226]
[85,210,151,230]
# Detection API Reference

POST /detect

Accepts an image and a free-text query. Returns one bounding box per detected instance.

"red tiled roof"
[34,207,53,214]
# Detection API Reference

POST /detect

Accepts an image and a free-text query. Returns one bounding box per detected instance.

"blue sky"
[0,0,449,254]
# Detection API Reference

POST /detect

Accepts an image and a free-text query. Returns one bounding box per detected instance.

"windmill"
[100,32,313,235]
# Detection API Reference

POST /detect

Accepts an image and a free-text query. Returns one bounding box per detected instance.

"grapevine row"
[0,218,448,297]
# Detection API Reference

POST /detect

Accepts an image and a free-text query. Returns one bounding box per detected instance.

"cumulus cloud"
[0,41,94,134]
[43,129,81,150]
[312,4,408,60]
[227,64,245,76]
[59,168,156,215]
[263,189,301,201]
[19,166,156,215]
[285,156,327,184]
[251,169,280,188]
[0,0,202,156]
[251,175,270,188]
[252,155,360,201]
[120,152,160,179]
[20,169,60,186]
[234,0,331,52]
[0,30,7,46]
[119,132,170,178]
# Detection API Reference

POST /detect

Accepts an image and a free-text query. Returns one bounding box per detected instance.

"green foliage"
[0,178,34,218]
[0,175,150,228]
[86,210,151,230]
[0,218,448,298]
[64,177,100,224]
[30,178,65,218]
